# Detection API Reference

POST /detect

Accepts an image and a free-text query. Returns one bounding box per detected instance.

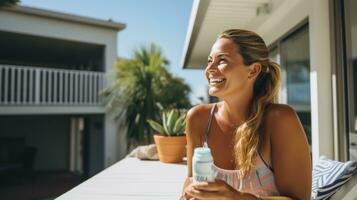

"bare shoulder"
[186,103,213,118]
[265,103,297,119]
[186,103,215,144]
[264,103,304,139]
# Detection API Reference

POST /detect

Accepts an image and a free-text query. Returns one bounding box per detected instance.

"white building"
[0,5,126,177]
[181,0,357,163]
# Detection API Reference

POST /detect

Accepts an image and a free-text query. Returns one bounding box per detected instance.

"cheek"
[217,64,229,73]
[219,64,247,80]
[228,70,250,87]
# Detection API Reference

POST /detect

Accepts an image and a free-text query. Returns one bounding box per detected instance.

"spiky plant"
[147,109,186,136]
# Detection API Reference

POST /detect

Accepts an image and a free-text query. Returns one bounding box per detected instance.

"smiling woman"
[181,29,312,200]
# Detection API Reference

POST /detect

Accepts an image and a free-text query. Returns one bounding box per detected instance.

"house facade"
[0,5,126,177]
[182,0,357,163]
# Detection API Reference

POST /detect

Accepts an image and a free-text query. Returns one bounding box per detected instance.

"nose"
[205,60,217,73]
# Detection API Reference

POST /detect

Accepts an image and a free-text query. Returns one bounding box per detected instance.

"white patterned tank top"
[203,103,280,197]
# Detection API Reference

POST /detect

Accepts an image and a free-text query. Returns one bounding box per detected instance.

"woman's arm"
[267,104,312,200]
[237,104,311,200]
[181,104,211,198]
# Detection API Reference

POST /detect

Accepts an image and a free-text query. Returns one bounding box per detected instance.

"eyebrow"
[208,53,230,59]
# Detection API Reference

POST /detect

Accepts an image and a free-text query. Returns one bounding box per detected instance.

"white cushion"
[311,156,357,200]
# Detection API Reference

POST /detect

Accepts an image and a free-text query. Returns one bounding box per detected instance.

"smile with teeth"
[210,78,226,85]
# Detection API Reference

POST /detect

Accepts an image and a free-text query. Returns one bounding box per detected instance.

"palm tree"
[101,43,191,150]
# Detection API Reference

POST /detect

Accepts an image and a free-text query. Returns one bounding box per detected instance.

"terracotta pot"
[153,134,186,163]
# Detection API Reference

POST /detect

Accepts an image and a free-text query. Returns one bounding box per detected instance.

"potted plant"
[147,109,186,163]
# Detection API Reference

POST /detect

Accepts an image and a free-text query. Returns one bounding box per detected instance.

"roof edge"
[181,0,210,69]
[2,5,126,31]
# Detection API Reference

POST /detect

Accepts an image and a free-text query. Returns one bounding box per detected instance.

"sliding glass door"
[344,0,357,161]
[269,24,311,144]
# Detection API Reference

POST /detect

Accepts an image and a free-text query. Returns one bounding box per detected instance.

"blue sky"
[20,0,208,104]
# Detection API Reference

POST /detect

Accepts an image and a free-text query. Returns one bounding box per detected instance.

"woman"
[181,29,311,200]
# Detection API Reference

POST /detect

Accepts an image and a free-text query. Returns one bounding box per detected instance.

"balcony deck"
[56,157,187,200]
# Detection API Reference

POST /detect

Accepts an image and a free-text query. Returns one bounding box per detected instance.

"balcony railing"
[0,65,105,106]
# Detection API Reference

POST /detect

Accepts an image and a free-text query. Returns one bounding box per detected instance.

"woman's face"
[205,38,252,99]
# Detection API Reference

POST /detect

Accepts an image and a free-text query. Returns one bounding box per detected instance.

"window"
[344,0,357,160]
[269,24,311,144]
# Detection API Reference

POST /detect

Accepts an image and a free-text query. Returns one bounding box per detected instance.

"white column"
[309,0,334,163]
[104,112,118,167]
[103,33,120,167]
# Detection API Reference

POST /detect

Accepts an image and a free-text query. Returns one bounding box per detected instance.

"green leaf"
[147,119,165,134]
[173,115,185,135]
[163,111,170,136]
[166,110,176,135]
[178,124,185,135]
[179,116,186,136]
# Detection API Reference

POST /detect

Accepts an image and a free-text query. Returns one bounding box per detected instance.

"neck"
[219,92,253,127]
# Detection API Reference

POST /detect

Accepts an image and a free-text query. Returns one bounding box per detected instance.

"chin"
[208,88,222,98]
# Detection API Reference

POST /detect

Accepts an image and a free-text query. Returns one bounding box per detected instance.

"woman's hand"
[182,177,195,200]
[183,179,258,200]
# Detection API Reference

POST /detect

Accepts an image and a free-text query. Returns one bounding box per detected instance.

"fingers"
[184,183,200,200]
[184,179,229,199]
[186,189,219,200]
[193,184,220,192]
[192,180,225,192]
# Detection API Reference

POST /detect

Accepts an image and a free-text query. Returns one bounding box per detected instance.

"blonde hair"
[218,29,281,177]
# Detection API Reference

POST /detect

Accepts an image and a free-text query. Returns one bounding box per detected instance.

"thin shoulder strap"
[257,150,274,172]
[203,103,217,148]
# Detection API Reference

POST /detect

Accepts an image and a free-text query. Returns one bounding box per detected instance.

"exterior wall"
[249,0,334,162]
[104,112,128,166]
[116,122,128,160]
[0,115,70,171]
[0,9,122,168]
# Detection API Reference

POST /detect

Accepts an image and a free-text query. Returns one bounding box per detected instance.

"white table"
[57,158,187,200]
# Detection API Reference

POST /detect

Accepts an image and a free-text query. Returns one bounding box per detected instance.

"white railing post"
[16,68,21,104]
[68,72,74,103]
[23,68,27,104]
[42,69,47,104]
[48,70,52,104]
[84,73,88,104]
[64,71,68,104]
[29,68,33,104]
[35,68,41,104]
[74,73,78,105]
[59,71,63,104]
[10,67,15,104]
[94,74,98,103]
[54,70,57,104]
[99,73,104,103]
[89,73,93,104]
[79,72,83,103]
